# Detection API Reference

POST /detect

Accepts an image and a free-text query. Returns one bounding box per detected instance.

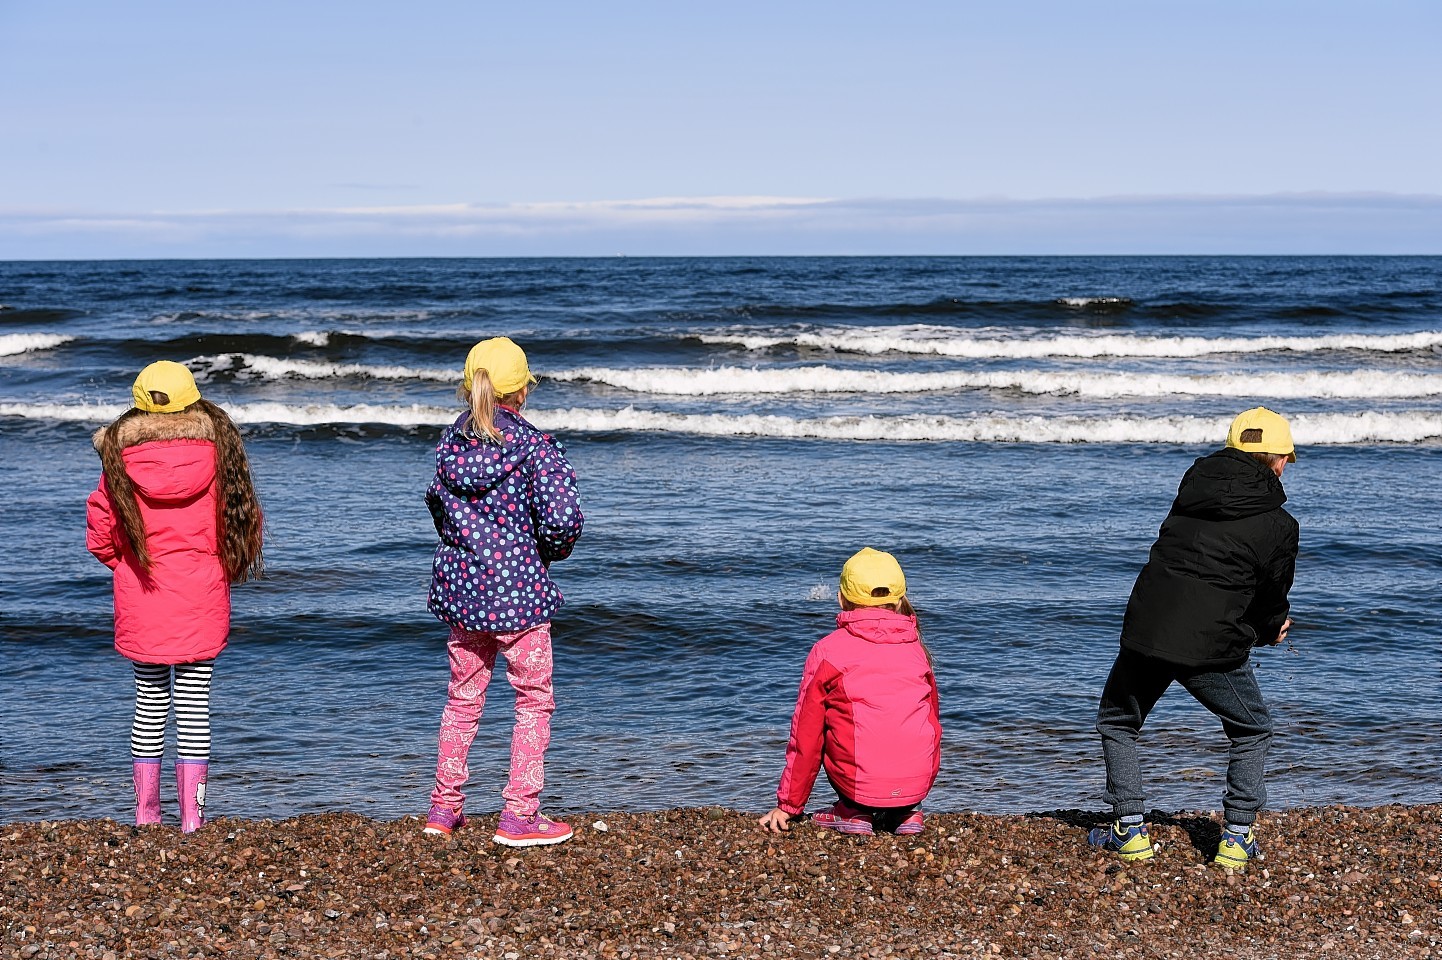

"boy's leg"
[497,621,555,817]
[430,626,500,810]
[1096,649,1173,820]
[1178,659,1273,828]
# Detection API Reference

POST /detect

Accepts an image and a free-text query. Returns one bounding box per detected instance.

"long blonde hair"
[460,369,527,443]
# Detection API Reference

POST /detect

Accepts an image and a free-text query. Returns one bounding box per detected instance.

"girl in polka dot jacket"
[423,337,584,847]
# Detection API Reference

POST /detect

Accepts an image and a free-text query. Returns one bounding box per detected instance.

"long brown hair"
[98,399,264,583]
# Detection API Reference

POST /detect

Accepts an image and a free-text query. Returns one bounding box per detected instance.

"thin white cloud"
[1,193,1439,258]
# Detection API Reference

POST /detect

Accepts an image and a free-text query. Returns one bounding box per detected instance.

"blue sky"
[2,1,1440,257]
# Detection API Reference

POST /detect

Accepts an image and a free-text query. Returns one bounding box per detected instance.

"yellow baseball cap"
[131,361,201,413]
[839,547,907,607]
[1226,406,1296,462]
[462,337,537,396]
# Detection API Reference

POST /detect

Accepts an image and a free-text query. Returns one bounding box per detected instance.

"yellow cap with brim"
[839,547,907,607]
[132,361,201,413]
[463,337,538,397]
[1226,406,1296,462]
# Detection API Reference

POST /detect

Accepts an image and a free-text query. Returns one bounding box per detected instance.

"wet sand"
[3,805,1439,959]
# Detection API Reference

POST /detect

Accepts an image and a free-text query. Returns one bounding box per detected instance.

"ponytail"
[459,370,528,444]
[461,369,502,443]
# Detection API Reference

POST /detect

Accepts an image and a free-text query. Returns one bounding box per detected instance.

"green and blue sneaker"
[1087,820,1155,862]
[1213,827,1261,871]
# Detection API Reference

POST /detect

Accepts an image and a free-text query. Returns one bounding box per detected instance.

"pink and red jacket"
[85,410,231,665]
[774,607,942,815]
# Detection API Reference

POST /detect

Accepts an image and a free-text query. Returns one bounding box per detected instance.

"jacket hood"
[1171,447,1287,521]
[836,606,919,645]
[95,410,218,503]
[437,407,545,497]
[93,408,216,451]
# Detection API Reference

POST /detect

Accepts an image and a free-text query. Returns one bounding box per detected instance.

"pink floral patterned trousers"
[429,621,555,817]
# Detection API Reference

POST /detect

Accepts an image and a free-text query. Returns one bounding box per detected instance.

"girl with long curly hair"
[86,361,263,832]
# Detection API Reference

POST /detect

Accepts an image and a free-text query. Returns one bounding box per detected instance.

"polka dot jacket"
[426,407,584,633]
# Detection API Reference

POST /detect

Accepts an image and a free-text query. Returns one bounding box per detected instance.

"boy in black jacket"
[1089,408,1299,870]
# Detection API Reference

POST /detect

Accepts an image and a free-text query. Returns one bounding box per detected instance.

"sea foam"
[551,365,1442,399]
[0,333,74,357]
[192,353,453,382]
[5,402,1438,444]
[696,326,1442,359]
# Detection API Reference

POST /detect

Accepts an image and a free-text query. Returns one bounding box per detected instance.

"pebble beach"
[3,805,1439,959]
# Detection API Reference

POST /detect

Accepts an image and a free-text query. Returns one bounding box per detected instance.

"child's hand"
[758,808,792,833]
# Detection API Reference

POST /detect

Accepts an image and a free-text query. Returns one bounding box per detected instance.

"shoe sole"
[422,826,455,836]
[813,820,874,836]
[492,831,572,847]
[894,825,923,835]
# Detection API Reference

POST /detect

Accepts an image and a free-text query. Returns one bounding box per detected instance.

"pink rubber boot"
[132,760,162,827]
[176,760,208,833]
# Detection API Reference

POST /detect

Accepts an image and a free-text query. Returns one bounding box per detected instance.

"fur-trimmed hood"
[92,408,216,452]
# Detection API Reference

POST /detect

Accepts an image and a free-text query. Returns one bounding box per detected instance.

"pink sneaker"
[493,810,573,847]
[894,809,924,835]
[423,804,466,836]
[812,799,874,836]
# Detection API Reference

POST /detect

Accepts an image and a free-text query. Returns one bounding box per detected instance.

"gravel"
[3,804,1439,959]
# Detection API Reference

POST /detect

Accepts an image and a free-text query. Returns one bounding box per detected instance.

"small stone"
[591,821,609,832]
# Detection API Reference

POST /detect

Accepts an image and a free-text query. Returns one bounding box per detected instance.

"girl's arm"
[773,646,831,818]
[529,442,583,563]
[85,476,121,569]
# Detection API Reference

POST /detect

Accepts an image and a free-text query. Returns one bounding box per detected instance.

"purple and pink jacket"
[426,406,583,633]
[775,607,942,815]
[85,409,231,665]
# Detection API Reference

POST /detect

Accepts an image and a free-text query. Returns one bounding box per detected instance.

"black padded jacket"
[1120,447,1299,669]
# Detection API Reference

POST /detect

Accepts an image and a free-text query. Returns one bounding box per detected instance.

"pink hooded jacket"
[85,410,230,665]
[775,607,942,815]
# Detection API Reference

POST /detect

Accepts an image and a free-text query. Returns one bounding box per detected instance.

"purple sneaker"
[423,804,465,836]
[492,810,573,847]
[811,799,874,836]
[894,809,924,835]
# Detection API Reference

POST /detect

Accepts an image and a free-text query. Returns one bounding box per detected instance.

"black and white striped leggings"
[131,660,214,760]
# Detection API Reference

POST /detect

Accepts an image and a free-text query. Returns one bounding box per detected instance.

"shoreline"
[3,804,1439,959]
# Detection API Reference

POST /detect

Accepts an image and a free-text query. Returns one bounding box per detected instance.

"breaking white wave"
[551,365,1442,400]
[0,333,74,356]
[191,353,454,382]
[528,408,1442,444]
[0,401,454,427]
[697,326,1442,359]
[1056,297,1133,307]
[5,402,1438,444]
[292,331,332,346]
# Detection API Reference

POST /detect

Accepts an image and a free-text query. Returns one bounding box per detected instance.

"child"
[1089,407,1299,871]
[86,361,264,832]
[423,336,584,847]
[759,548,942,837]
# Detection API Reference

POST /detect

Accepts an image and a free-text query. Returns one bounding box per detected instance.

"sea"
[1,256,1439,826]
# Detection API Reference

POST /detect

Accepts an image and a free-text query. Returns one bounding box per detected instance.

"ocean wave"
[191,353,455,383]
[695,326,1442,359]
[1055,297,1133,308]
[5,402,1439,444]
[551,365,1442,399]
[0,333,75,357]
[0,401,454,427]
[527,408,1442,444]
